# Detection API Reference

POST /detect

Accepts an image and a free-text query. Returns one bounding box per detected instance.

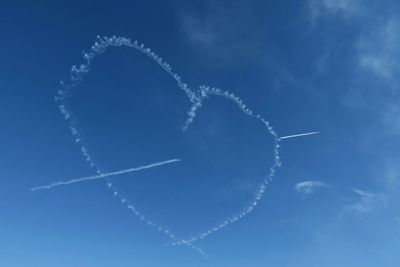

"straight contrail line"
[31,159,181,192]
[280,131,320,140]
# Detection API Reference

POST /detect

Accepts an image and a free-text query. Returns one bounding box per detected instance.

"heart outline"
[56,36,282,255]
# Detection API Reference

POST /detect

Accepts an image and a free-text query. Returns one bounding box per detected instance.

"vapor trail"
[31,159,181,192]
[280,131,319,140]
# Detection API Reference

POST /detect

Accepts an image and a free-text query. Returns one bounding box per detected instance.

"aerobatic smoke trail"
[31,159,181,192]
[280,131,319,140]
[171,86,281,246]
[54,36,206,256]
[50,35,285,255]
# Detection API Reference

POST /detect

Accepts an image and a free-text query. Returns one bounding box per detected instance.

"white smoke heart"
[34,36,284,256]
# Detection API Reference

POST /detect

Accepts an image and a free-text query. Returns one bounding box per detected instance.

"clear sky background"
[1,0,400,266]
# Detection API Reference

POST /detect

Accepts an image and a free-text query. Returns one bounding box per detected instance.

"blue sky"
[1,0,400,266]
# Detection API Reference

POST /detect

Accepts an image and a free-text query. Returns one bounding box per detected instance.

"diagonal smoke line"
[31,159,181,192]
[280,131,320,140]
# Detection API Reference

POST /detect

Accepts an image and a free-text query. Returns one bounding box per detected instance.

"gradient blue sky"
[1,0,400,266]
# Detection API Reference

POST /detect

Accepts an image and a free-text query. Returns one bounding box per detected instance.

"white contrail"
[280,131,319,140]
[31,159,181,191]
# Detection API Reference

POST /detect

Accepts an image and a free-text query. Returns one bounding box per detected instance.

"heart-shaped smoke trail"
[41,36,284,256]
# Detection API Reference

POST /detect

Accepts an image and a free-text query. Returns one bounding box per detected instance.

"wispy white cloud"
[352,18,400,139]
[353,188,374,198]
[305,1,400,226]
[178,2,271,64]
[344,188,388,215]
[294,180,329,197]
[357,19,400,80]
[339,16,400,137]
[308,0,359,21]
[179,5,243,59]
[322,0,356,11]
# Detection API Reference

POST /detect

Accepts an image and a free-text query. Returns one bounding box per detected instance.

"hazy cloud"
[357,19,400,80]
[344,188,388,214]
[178,2,271,63]
[380,159,400,191]
[308,0,359,21]
[354,18,400,137]
[181,14,217,46]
